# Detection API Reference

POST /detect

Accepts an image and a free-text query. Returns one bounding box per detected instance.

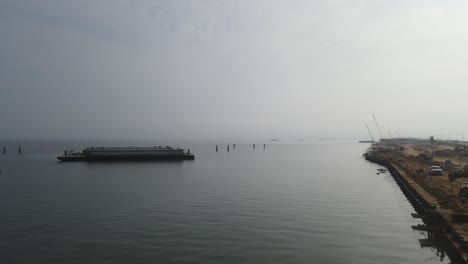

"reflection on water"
[420,231,446,262]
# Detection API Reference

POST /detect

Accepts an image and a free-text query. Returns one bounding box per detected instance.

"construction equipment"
[373,113,384,140]
[460,182,468,196]
[365,122,375,142]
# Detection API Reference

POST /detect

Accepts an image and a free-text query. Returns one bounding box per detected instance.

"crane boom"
[373,113,384,140]
[365,122,375,142]
[386,126,393,139]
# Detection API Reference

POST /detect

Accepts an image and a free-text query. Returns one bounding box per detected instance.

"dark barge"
[57,146,194,161]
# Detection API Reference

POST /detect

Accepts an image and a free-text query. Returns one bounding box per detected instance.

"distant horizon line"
[0,135,431,143]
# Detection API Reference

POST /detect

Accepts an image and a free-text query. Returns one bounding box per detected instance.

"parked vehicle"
[460,182,468,196]
[428,166,443,176]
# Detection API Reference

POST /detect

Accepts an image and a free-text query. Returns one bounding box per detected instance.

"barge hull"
[57,146,195,162]
[58,154,194,162]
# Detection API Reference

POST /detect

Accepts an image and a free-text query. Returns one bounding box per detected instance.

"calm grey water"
[0,140,451,264]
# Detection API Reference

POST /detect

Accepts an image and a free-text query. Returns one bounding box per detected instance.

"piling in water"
[3,147,5,154]
[233,144,236,149]
[18,147,21,154]
[263,144,266,149]
[227,145,230,152]
[253,144,255,149]
[216,145,218,152]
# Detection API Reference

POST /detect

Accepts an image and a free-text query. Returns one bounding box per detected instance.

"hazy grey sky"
[1,0,468,140]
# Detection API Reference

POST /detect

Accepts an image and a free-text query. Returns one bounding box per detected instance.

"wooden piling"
[233,144,236,149]
[263,144,266,149]
[253,144,255,149]
[216,145,218,152]
[18,147,21,154]
[227,145,230,152]
[3,147,5,154]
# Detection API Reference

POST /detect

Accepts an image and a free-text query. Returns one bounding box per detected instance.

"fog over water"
[1,0,468,140]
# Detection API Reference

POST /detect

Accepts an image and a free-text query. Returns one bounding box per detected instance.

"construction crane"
[386,126,394,139]
[365,122,375,142]
[373,113,384,140]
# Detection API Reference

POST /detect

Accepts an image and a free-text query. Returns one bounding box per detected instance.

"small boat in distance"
[57,146,194,161]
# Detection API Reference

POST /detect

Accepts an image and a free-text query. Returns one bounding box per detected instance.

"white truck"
[428,166,443,176]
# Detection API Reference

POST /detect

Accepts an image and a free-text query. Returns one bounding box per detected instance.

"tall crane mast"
[365,122,375,142]
[373,113,384,140]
